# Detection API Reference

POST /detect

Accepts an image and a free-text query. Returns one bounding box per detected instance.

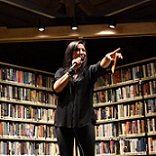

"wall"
[0,35,156,73]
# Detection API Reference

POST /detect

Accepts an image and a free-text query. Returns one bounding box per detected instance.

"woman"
[52,40,123,156]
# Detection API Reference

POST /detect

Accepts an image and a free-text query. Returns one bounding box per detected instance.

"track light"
[71,16,78,30]
[109,23,116,29]
[38,17,45,31]
[109,16,116,29]
[71,23,78,30]
[38,25,45,31]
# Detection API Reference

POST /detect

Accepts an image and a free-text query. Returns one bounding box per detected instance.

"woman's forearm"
[53,73,70,93]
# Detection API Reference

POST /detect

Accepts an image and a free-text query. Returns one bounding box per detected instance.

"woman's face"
[72,43,87,60]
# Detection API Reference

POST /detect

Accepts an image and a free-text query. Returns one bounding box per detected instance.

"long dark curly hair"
[61,40,88,73]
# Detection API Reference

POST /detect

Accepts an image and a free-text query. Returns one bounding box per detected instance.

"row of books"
[93,84,141,103]
[95,119,145,138]
[148,137,156,152]
[95,138,146,155]
[37,142,59,156]
[0,122,56,139]
[147,118,156,133]
[95,101,144,120]
[145,98,156,114]
[119,138,146,154]
[95,140,119,155]
[117,101,144,118]
[143,81,156,96]
[0,67,53,88]
[0,141,59,155]
[94,80,156,104]
[95,61,156,87]
[95,106,117,120]
[118,119,145,135]
[0,84,58,105]
[132,62,156,79]
[95,123,117,138]
[0,102,56,121]
[95,98,156,121]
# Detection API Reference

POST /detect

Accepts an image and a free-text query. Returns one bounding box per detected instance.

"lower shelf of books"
[0,141,60,155]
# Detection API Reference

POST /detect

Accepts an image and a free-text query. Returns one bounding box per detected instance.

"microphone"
[71,56,84,69]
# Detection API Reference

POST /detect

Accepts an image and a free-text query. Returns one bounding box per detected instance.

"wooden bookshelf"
[0,61,59,155]
[93,57,156,156]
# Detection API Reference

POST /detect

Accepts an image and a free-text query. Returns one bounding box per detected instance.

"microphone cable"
[73,128,85,156]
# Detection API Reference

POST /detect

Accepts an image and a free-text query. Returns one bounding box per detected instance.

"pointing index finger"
[113,47,121,54]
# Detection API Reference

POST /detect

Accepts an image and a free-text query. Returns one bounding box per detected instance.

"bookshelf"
[93,57,156,156]
[0,61,59,155]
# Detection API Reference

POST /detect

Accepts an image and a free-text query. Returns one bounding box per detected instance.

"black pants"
[56,122,95,156]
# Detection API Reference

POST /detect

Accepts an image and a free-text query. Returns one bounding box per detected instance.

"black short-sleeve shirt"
[53,61,105,128]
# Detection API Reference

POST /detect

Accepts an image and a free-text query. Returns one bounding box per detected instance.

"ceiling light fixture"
[38,25,45,31]
[71,22,78,30]
[38,17,45,31]
[109,23,116,29]
[109,16,116,29]
[71,13,78,30]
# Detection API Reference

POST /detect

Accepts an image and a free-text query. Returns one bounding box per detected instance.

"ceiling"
[0,0,156,29]
[0,0,156,73]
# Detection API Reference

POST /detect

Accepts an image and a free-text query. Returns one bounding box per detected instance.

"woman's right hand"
[72,57,84,70]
